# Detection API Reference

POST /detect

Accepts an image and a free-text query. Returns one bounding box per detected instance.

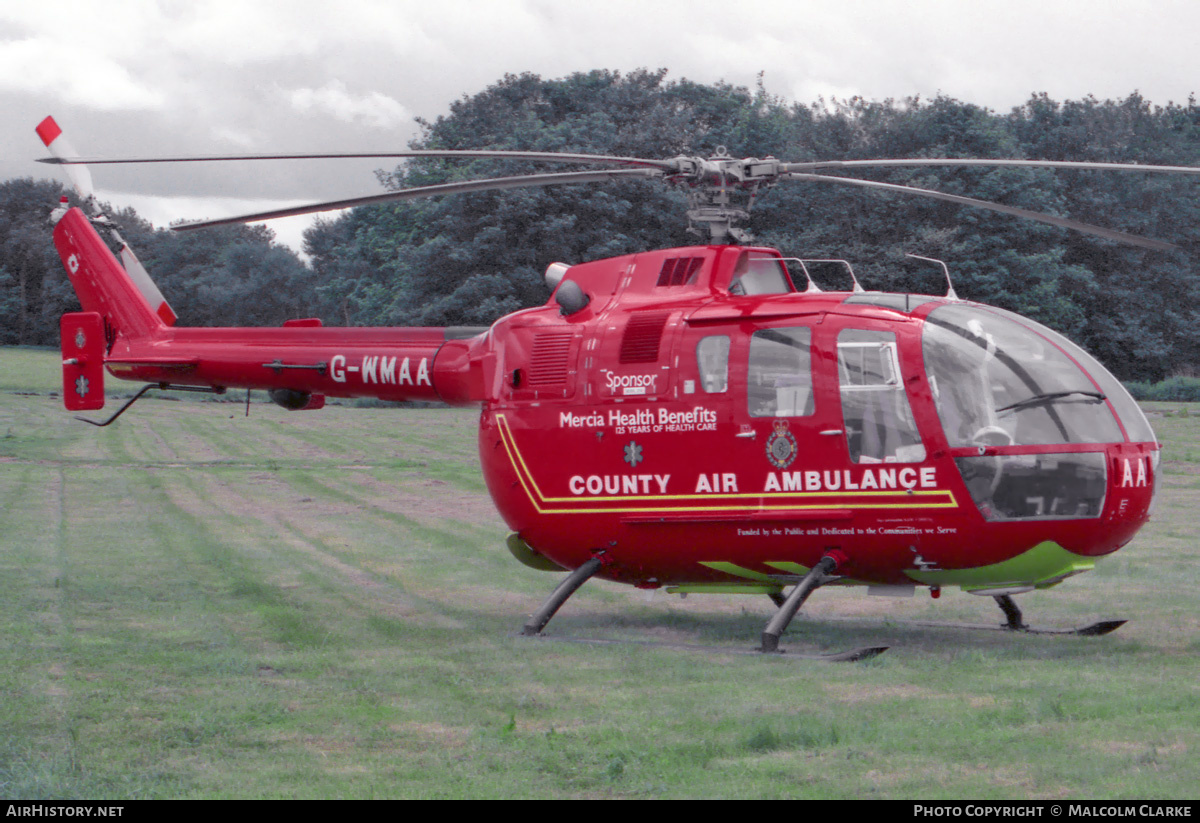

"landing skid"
[895,617,1127,636]
[986,593,1126,636]
[811,592,1124,638]
[519,559,1120,657]
[516,633,888,662]
[815,610,1127,637]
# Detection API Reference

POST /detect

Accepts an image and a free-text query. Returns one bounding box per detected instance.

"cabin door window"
[837,329,926,463]
[695,335,731,394]
[747,326,815,418]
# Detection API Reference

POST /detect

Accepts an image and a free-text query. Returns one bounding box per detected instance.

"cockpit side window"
[729,252,794,296]
[748,327,814,417]
[696,335,730,393]
[838,329,926,463]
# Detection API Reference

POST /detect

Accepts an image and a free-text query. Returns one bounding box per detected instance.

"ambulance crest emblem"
[765,419,798,469]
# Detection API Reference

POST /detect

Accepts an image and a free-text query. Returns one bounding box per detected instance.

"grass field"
[1,347,1197,799]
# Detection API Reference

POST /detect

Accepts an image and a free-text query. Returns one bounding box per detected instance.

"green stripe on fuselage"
[904,541,1095,591]
[699,561,779,582]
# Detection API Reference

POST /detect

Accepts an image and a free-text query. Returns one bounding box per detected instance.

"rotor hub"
[667,149,783,243]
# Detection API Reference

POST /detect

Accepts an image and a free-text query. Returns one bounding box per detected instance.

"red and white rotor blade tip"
[36,116,95,201]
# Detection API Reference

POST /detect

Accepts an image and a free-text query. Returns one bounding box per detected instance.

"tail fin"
[53,207,172,340]
[38,116,177,339]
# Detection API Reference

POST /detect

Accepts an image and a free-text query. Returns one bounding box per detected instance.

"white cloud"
[9,0,1200,259]
[282,80,410,129]
[208,126,261,149]
[161,1,322,64]
[0,37,165,110]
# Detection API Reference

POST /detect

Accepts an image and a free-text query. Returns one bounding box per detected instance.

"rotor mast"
[668,147,781,244]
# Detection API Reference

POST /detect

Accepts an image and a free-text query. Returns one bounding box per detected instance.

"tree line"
[4,69,1200,380]
[0,180,316,344]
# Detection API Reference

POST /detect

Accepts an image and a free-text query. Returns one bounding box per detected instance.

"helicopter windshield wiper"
[995,390,1106,415]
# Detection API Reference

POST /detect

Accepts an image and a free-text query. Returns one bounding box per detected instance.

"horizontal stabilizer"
[104,356,199,376]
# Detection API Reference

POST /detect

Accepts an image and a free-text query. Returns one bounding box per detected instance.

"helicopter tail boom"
[52,204,490,413]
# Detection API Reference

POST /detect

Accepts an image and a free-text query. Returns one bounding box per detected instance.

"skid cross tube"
[760,555,840,653]
[520,556,605,636]
[995,594,1029,631]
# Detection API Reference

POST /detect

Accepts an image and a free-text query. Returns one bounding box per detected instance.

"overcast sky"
[3,0,1198,252]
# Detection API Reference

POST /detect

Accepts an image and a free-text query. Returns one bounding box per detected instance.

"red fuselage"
[55,207,1157,594]
[475,245,1157,591]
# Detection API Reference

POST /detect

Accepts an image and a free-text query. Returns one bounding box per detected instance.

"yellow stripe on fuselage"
[494,413,958,516]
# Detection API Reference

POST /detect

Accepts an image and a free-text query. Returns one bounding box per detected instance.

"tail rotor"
[36,116,96,206]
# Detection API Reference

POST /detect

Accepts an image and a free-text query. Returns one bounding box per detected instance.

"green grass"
[1,349,1198,798]
[0,347,62,394]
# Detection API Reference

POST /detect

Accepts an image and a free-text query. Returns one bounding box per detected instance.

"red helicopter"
[38,115,1181,659]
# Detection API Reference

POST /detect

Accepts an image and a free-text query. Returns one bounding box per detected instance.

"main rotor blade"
[784,173,1177,251]
[783,158,1200,176]
[40,149,678,171]
[172,168,662,230]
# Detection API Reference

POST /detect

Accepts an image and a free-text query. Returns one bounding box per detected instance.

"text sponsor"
[603,370,658,396]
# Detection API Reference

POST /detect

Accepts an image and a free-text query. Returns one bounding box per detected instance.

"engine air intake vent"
[656,256,704,287]
[619,312,669,364]
[527,331,575,386]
